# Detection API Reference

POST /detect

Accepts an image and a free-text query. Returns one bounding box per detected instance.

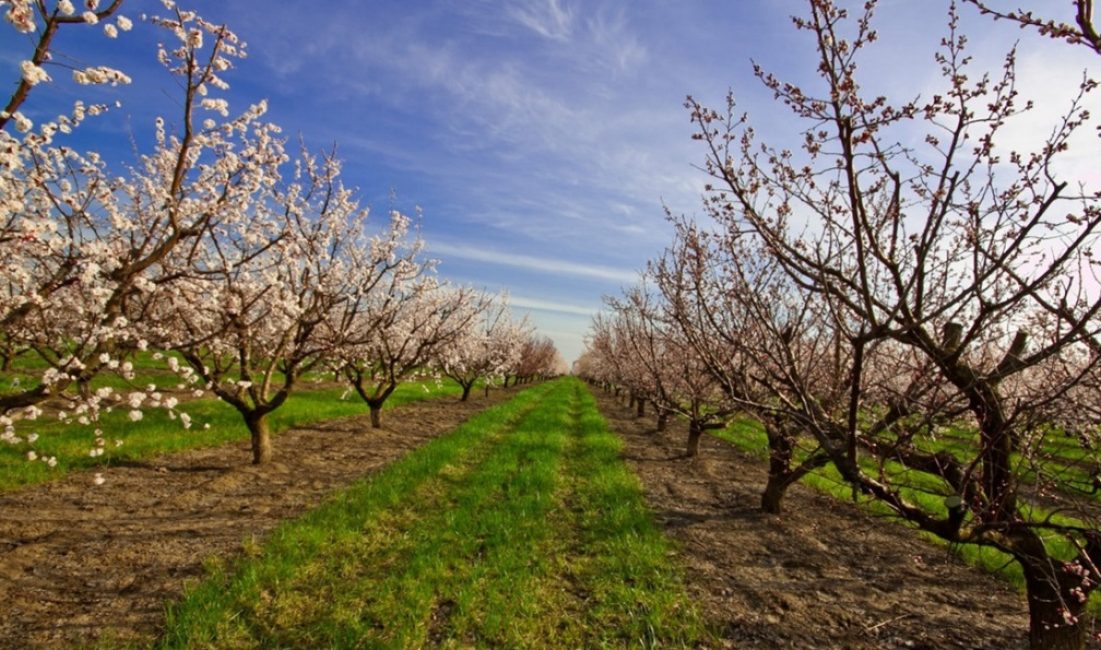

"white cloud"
[508,0,574,41]
[509,295,599,316]
[585,8,647,73]
[429,242,639,284]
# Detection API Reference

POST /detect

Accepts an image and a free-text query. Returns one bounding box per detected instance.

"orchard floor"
[592,390,1068,650]
[0,387,519,649]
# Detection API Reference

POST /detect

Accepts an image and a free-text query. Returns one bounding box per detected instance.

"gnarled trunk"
[656,409,668,432]
[460,382,473,402]
[686,420,702,457]
[761,424,796,514]
[1022,570,1086,650]
[246,412,272,465]
[636,398,645,418]
[760,438,829,514]
[1012,528,1099,650]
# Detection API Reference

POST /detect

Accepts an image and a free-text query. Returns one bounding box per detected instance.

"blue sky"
[4,1,1097,362]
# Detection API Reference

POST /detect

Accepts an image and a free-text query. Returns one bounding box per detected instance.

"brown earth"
[592,390,1101,650]
[0,388,519,649]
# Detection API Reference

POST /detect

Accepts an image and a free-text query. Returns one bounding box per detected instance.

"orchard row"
[0,2,563,466]
[578,3,1101,649]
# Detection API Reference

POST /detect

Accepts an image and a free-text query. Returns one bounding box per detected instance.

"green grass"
[0,379,464,493]
[159,378,703,648]
[714,418,1101,615]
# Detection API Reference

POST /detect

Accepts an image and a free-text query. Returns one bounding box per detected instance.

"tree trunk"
[762,425,795,514]
[1015,534,1093,650]
[636,399,645,418]
[760,477,788,514]
[484,383,490,398]
[460,382,472,402]
[656,410,668,432]
[979,406,1017,523]
[246,412,272,465]
[686,421,702,457]
[1022,566,1087,650]
[369,403,382,428]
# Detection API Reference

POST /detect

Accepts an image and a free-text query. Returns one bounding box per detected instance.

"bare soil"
[0,389,518,649]
[591,390,1098,650]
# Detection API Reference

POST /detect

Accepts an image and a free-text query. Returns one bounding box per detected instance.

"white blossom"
[11,111,32,133]
[20,60,50,86]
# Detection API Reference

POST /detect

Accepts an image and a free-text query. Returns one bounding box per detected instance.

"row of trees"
[580,2,1101,648]
[0,2,563,465]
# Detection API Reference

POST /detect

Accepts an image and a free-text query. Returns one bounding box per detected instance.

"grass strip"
[548,379,705,647]
[159,378,704,648]
[0,379,465,493]
[158,382,553,648]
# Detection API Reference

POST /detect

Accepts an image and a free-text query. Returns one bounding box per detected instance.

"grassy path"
[160,378,702,648]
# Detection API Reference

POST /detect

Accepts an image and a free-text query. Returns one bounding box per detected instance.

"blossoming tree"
[336,252,486,427]
[0,1,257,456]
[439,293,530,401]
[687,1,1101,645]
[153,147,395,464]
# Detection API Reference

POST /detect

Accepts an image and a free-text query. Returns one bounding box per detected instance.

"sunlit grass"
[159,378,704,648]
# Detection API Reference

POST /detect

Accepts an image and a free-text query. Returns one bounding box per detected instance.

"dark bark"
[760,424,830,514]
[686,420,702,457]
[245,412,272,465]
[1016,536,1090,650]
[656,408,668,432]
[636,398,646,418]
[460,382,473,402]
[345,367,395,429]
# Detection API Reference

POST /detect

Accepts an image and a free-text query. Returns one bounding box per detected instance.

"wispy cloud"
[508,0,575,41]
[585,9,647,73]
[428,242,639,284]
[509,295,599,316]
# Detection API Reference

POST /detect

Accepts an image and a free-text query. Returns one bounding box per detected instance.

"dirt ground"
[0,388,518,649]
[591,390,1091,650]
